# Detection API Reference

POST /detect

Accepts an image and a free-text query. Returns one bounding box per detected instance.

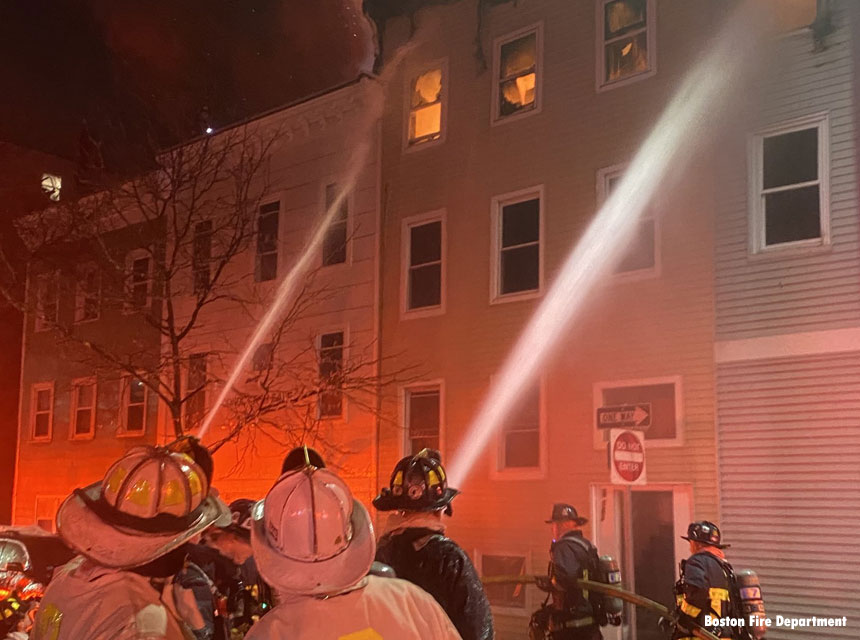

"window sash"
[72,382,96,436]
[125,379,147,433]
[32,386,53,439]
[319,332,344,417]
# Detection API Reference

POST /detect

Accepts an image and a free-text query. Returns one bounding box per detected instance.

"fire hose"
[482,575,720,640]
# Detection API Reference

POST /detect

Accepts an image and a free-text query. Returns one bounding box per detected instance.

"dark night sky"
[0,0,374,166]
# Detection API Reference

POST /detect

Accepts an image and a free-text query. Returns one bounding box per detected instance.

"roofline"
[161,73,377,153]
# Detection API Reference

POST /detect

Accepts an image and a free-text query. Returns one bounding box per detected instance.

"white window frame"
[597,163,661,281]
[124,249,153,313]
[403,59,449,153]
[748,112,831,255]
[33,271,59,332]
[490,375,547,480]
[401,380,445,457]
[491,22,544,126]
[255,198,281,283]
[475,549,533,617]
[592,375,684,449]
[596,0,657,93]
[320,179,354,268]
[34,495,63,533]
[30,381,54,442]
[490,185,544,304]
[317,327,349,421]
[401,209,447,319]
[75,263,101,323]
[70,377,97,440]
[119,376,148,437]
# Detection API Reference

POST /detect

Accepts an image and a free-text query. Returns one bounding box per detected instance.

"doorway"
[590,484,692,640]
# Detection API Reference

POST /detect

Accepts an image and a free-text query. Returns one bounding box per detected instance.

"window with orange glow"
[408,68,443,146]
[496,29,538,120]
[599,0,653,87]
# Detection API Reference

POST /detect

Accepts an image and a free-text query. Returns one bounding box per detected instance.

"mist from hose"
[448,1,770,485]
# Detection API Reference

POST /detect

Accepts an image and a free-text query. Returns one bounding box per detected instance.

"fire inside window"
[408,68,443,145]
[41,173,62,202]
[498,32,537,118]
[603,0,650,84]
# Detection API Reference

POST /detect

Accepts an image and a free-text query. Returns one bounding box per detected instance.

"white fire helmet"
[250,466,375,596]
[56,446,230,569]
[0,539,30,574]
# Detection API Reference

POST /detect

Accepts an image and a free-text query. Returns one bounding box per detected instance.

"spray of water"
[198,44,415,441]
[448,1,771,484]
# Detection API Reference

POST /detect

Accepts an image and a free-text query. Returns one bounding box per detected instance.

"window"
[30,382,54,440]
[322,184,348,266]
[185,354,207,431]
[499,384,540,469]
[75,264,100,322]
[252,342,274,373]
[751,114,829,252]
[405,386,441,454]
[71,379,96,439]
[482,554,527,609]
[256,201,280,282]
[41,173,62,202]
[319,331,344,418]
[598,0,655,89]
[35,496,62,532]
[492,190,542,299]
[34,272,59,331]
[493,25,541,122]
[599,165,658,276]
[595,377,682,444]
[407,66,445,147]
[127,254,151,310]
[404,214,444,313]
[123,377,148,434]
[193,220,213,295]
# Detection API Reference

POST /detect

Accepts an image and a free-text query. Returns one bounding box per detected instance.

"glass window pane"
[764,185,821,245]
[605,31,649,83]
[505,431,540,468]
[409,390,440,438]
[320,391,343,417]
[325,184,349,222]
[483,555,527,607]
[499,73,536,116]
[323,222,348,266]
[410,222,442,266]
[500,33,536,79]
[501,200,539,247]
[500,245,540,294]
[605,0,647,39]
[77,384,94,408]
[36,389,51,412]
[75,409,93,435]
[409,103,442,142]
[129,379,146,404]
[321,332,344,350]
[132,258,149,282]
[615,218,656,273]
[411,69,442,107]
[763,128,818,189]
[126,405,144,432]
[253,343,273,371]
[603,382,676,440]
[34,413,50,437]
[258,211,279,252]
[409,264,442,309]
[258,253,278,282]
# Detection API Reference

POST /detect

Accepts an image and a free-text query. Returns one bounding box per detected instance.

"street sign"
[610,428,646,485]
[597,403,651,429]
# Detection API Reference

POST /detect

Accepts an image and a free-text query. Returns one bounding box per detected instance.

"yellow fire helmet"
[56,446,230,569]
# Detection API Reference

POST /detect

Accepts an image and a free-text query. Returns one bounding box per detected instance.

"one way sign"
[597,403,651,429]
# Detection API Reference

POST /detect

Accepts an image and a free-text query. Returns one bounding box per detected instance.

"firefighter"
[243,464,462,639]
[372,449,494,640]
[31,445,230,640]
[673,521,737,639]
[534,503,603,640]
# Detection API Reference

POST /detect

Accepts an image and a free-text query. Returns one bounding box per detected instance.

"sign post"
[609,428,646,485]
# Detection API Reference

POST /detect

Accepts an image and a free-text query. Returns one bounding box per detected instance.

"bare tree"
[2,125,415,451]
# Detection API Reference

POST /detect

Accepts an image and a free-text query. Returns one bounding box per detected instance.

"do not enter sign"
[609,429,646,485]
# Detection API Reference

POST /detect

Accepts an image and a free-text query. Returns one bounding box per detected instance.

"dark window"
[193,220,213,295]
[483,555,527,608]
[73,382,95,436]
[252,342,274,373]
[408,221,442,309]
[602,382,676,440]
[603,0,649,84]
[126,378,147,433]
[500,385,540,468]
[76,266,100,322]
[185,354,207,430]
[35,273,59,329]
[761,127,821,246]
[319,332,344,417]
[499,198,540,295]
[256,202,280,282]
[322,184,348,266]
[406,388,440,453]
[33,387,52,438]
[130,257,150,309]
[498,32,537,118]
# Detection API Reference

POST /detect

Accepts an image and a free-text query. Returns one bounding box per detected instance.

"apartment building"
[367,0,819,638]
[13,77,384,524]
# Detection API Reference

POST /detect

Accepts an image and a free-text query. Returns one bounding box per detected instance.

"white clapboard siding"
[715,4,860,340]
[717,353,860,639]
